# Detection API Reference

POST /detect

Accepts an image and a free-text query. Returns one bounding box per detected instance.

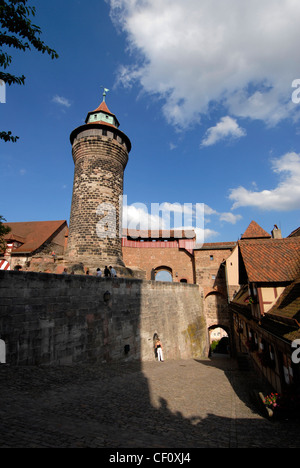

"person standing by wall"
[155,338,164,362]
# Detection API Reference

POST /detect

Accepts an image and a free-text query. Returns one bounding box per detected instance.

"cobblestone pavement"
[0,355,299,449]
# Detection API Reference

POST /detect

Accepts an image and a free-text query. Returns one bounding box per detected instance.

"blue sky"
[1,0,300,243]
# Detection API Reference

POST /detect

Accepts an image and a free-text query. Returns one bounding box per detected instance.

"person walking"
[155,338,164,362]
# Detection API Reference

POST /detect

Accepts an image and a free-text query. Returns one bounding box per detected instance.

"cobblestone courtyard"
[0,355,299,448]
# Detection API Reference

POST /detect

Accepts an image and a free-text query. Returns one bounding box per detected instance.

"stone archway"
[208,324,230,356]
[204,290,230,330]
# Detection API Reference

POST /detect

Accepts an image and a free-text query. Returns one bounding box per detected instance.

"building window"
[155,270,172,282]
[154,266,173,282]
[210,255,214,261]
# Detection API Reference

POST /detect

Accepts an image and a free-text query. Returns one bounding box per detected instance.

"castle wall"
[0,270,207,365]
[194,245,235,330]
[194,246,234,297]
[122,244,195,283]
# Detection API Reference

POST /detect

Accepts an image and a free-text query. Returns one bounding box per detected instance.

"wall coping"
[0,270,199,288]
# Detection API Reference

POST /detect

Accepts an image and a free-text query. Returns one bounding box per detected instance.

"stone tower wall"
[67,126,129,266]
[0,271,208,365]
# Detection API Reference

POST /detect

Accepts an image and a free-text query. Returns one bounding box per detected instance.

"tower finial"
[101,86,109,102]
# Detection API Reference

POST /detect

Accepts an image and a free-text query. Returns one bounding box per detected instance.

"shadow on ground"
[0,355,299,448]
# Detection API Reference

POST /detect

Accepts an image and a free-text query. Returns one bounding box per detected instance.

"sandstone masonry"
[0,270,207,365]
[66,99,131,268]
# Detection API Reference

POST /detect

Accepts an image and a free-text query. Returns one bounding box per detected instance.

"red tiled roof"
[267,276,300,322]
[261,276,300,341]
[241,220,271,239]
[122,228,196,239]
[92,100,111,114]
[4,220,67,253]
[238,237,300,283]
[85,100,119,127]
[197,241,236,250]
[86,120,117,129]
[288,226,300,237]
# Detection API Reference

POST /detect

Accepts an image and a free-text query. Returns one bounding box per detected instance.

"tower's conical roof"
[70,88,131,153]
[92,100,111,114]
[85,95,120,128]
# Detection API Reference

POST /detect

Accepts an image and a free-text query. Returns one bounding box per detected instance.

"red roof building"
[229,221,300,394]
[1,220,68,271]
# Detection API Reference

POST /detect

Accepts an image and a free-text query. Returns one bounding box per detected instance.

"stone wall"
[194,244,235,330]
[0,271,207,365]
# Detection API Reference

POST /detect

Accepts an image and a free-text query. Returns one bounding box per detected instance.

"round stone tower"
[66,90,131,269]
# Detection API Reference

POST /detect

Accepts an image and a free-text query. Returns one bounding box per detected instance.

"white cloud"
[123,203,166,231]
[204,204,218,216]
[219,212,242,224]
[201,116,246,146]
[188,226,219,245]
[109,0,300,128]
[123,200,242,243]
[123,202,207,240]
[52,95,71,108]
[203,203,242,224]
[229,152,300,211]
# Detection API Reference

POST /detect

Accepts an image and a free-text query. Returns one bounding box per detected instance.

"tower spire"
[101,86,109,102]
[84,87,119,128]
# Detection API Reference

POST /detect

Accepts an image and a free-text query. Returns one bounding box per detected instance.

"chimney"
[271,225,282,239]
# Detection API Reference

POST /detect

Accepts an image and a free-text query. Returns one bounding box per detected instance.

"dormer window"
[88,112,116,126]
[85,98,120,128]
